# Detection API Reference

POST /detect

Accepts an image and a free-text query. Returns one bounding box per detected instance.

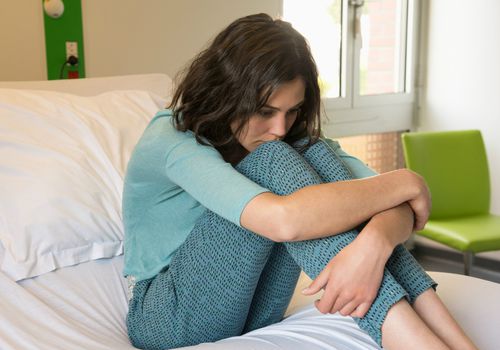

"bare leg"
[381,299,450,350]
[412,289,478,350]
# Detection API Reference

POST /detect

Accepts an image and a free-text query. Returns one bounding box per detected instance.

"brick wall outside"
[361,0,400,95]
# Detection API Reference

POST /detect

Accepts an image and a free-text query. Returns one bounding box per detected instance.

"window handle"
[349,0,365,6]
[350,0,365,41]
[355,12,362,37]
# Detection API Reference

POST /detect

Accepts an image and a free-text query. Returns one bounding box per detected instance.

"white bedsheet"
[0,257,132,350]
[1,255,499,350]
[0,255,378,350]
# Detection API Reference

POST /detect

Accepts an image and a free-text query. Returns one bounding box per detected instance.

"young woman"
[123,13,477,350]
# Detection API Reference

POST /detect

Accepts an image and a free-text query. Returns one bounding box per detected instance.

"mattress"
[1,254,499,350]
[0,254,380,350]
[0,256,132,350]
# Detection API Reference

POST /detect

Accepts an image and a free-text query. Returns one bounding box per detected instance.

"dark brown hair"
[168,13,322,162]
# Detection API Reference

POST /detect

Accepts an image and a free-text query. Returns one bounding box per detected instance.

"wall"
[0,1,46,81]
[82,0,280,79]
[417,0,500,260]
[0,0,280,81]
[419,0,500,215]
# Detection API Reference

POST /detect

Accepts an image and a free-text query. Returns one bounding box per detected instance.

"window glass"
[283,0,343,98]
[359,0,406,95]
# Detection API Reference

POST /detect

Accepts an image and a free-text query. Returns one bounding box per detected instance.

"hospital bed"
[1,74,499,350]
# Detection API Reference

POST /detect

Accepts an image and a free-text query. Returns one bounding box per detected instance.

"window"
[283,0,421,139]
[359,0,408,96]
[283,1,343,98]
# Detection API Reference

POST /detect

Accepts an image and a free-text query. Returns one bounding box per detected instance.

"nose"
[268,113,287,139]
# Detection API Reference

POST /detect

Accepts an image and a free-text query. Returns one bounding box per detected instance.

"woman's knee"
[299,139,353,183]
[236,141,322,195]
[237,140,300,170]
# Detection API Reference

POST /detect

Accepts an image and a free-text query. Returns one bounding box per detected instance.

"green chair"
[402,129,500,275]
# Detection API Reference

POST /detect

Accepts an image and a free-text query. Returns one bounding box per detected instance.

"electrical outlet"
[66,41,78,60]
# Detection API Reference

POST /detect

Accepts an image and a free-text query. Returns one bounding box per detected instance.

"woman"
[123,13,477,350]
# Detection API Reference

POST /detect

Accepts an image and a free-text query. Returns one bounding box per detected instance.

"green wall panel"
[43,0,85,80]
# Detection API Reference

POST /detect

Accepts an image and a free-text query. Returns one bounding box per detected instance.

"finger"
[414,213,429,231]
[315,288,340,314]
[302,268,330,295]
[314,299,328,314]
[415,219,426,231]
[414,217,424,231]
[339,300,358,316]
[315,298,335,314]
[411,203,428,231]
[331,295,350,314]
[350,302,371,318]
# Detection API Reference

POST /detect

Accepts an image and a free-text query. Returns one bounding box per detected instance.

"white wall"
[419,0,500,215]
[81,0,281,79]
[0,1,46,81]
[417,0,500,261]
[0,0,280,81]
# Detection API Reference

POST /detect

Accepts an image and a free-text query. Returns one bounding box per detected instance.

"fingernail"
[302,287,311,294]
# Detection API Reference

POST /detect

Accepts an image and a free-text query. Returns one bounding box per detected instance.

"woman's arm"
[240,168,429,242]
[362,202,415,251]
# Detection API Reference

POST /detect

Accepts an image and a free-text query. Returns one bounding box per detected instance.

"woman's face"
[231,77,305,153]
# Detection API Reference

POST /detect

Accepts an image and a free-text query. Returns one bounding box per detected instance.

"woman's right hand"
[403,169,432,231]
[301,232,388,318]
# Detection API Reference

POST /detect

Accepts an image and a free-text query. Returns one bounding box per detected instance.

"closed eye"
[287,107,301,117]
[258,104,303,119]
[257,109,276,118]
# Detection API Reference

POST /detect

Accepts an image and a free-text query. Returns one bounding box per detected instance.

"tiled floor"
[411,246,500,284]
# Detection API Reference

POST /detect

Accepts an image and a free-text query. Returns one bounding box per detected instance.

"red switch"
[68,70,79,79]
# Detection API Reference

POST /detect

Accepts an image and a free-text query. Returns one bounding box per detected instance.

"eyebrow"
[263,100,304,111]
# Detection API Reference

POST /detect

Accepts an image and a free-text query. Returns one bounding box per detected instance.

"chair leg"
[463,251,474,275]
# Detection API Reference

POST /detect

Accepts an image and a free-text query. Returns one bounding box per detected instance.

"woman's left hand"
[301,233,389,318]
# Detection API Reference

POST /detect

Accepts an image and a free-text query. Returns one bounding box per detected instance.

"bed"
[0,74,499,350]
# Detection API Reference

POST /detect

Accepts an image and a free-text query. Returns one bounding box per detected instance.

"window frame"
[281,0,421,138]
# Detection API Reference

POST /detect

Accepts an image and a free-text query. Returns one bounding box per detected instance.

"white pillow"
[0,88,165,281]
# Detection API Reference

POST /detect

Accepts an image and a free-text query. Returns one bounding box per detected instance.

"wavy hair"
[168,13,322,162]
